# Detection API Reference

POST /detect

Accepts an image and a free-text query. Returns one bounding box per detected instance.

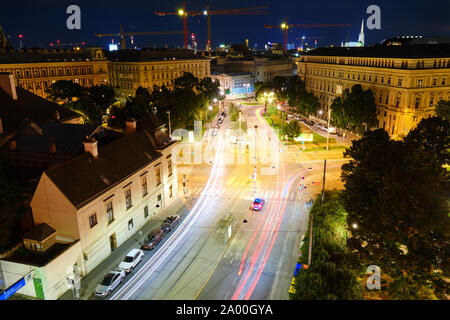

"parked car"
[118,249,144,273]
[328,127,337,134]
[162,215,181,232]
[217,117,223,124]
[141,228,164,250]
[95,268,126,297]
[212,128,218,136]
[221,112,226,117]
[213,124,220,129]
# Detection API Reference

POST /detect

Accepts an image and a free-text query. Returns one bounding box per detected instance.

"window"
[417,79,423,87]
[369,75,372,82]
[144,205,149,218]
[396,96,400,108]
[398,78,403,87]
[429,97,434,107]
[374,76,378,82]
[167,159,172,177]
[128,219,134,230]
[125,189,132,209]
[141,176,148,196]
[89,213,97,228]
[387,77,391,85]
[155,167,161,186]
[169,185,173,198]
[415,97,420,109]
[385,94,389,104]
[381,76,384,84]
[379,95,383,103]
[106,201,114,224]
[432,78,437,86]
[442,78,446,86]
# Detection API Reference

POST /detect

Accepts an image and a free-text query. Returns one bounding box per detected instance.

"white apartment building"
[30,115,178,275]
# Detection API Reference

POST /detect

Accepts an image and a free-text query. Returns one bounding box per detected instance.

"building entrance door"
[110,233,117,252]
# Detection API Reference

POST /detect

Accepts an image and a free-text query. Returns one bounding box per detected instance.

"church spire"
[358,19,365,46]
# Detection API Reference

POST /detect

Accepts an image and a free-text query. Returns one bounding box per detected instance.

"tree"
[0,156,26,250]
[435,100,450,120]
[297,91,320,116]
[86,85,116,113]
[331,84,377,133]
[404,116,450,167]
[45,80,85,103]
[285,119,302,139]
[66,96,103,126]
[293,191,362,300]
[342,129,450,299]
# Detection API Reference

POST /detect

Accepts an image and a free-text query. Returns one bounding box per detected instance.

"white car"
[118,248,144,274]
[328,127,337,134]
[95,268,125,297]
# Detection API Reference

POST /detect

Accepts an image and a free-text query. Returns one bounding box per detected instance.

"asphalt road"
[93,104,348,301]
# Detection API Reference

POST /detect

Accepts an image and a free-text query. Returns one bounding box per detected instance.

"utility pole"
[206,5,211,55]
[307,159,326,266]
[326,108,331,151]
[166,110,171,137]
[253,125,258,196]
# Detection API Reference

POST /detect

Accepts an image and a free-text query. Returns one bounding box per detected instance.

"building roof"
[137,112,176,150]
[22,223,55,241]
[302,43,450,59]
[0,48,97,64]
[45,129,162,208]
[107,49,208,62]
[1,122,124,164]
[0,86,82,133]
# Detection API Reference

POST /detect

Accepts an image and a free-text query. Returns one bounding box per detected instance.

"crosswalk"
[185,185,307,202]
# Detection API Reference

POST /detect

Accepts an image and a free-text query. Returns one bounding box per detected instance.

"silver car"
[95,268,125,297]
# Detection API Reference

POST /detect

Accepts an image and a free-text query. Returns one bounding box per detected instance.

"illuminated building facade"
[0,47,109,99]
[296,42,450,138]
[108,49,210,98]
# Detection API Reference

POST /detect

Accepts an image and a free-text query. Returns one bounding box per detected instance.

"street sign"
[0,277,26,300]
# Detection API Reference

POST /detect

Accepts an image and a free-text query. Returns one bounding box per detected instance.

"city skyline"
[1,0,449,50]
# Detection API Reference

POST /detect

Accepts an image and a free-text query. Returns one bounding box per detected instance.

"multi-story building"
[0,47,109,99]
[30,114,177,275]
[210,72,254,99]
[107,49,210,98]
[213,56,295,83]
[296,41,450,138]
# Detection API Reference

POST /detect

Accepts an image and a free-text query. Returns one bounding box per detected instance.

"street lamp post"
[253,125,258,196]
[209,105,213,129]
[166,110,171,137]
[326,108,331,151]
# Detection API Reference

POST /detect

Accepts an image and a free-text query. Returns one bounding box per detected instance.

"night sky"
[1,0,449,50]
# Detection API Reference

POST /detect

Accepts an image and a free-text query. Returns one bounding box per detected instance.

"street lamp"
[326,108,331,151]
[352,223,358,229]
[166,110,171,137]
[209,105,213,129]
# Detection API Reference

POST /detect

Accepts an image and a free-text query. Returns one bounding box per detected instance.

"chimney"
[0,73,17,100]
[83,136,98,159]
[125,118,137,135]
[0,117,3,134]
[8,138,16,151]
[49,138,56,154]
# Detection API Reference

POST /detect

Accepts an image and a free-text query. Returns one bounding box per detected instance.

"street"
[89,104,348,301]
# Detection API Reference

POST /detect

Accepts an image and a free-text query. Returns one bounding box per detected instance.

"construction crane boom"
[264,17,351,52]
[155,2,268,51]
[95,24,184,50]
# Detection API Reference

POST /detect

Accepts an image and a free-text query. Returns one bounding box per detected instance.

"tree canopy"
[435,99,450,120]
[341,124,450,299]
[330,84,377,134]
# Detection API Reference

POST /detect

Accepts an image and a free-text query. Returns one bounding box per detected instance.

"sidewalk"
[59,194,193,300]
